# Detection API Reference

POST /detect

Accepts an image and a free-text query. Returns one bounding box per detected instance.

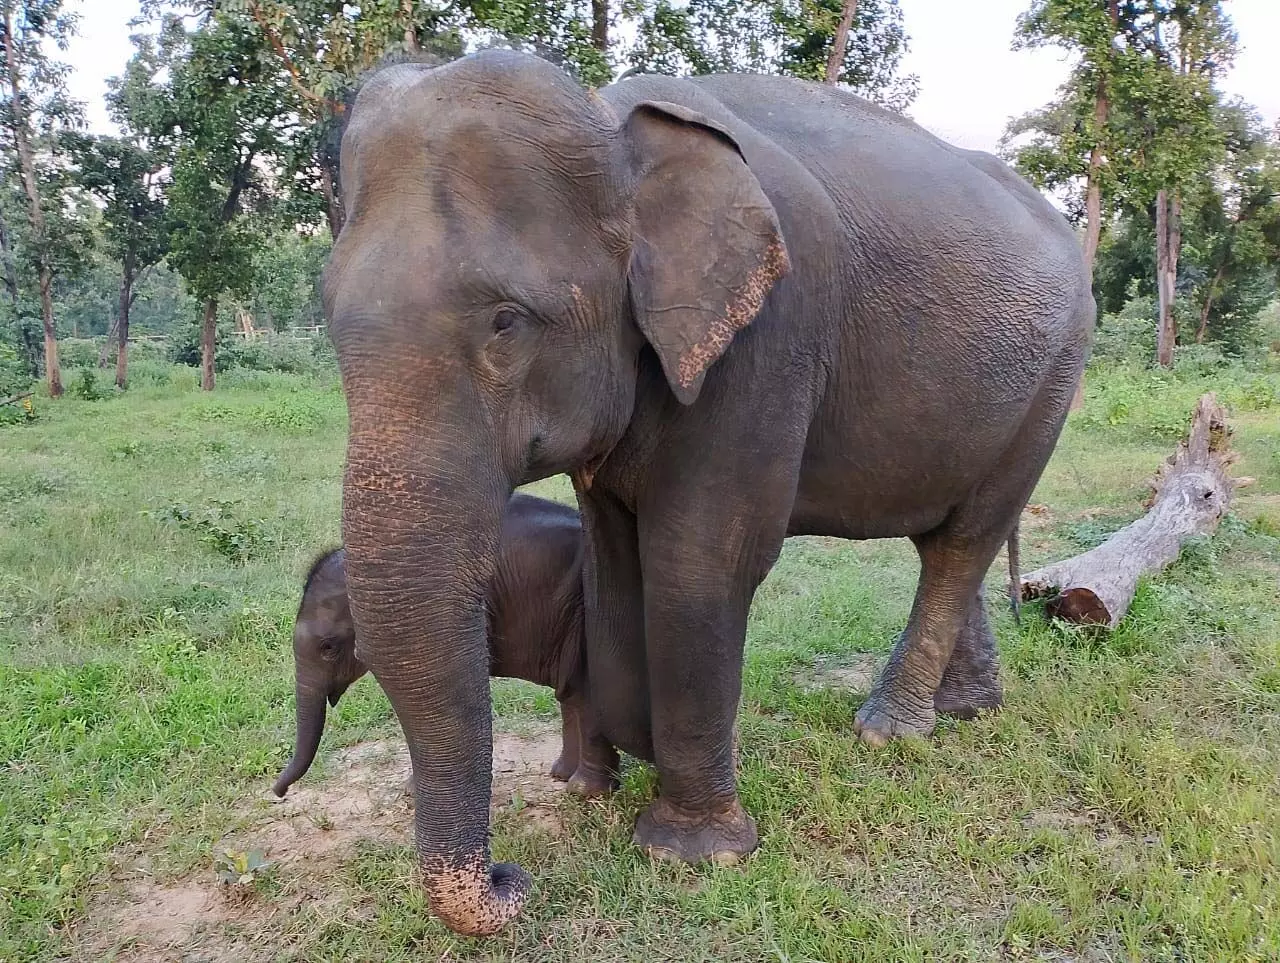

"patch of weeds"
[201,449,278,480]
[1233,377,1277,411]
[1055,514,1135,550]
[0,470,70,504]
[247,397,325,433]
[69,368,105,401]
[147,499,270,564]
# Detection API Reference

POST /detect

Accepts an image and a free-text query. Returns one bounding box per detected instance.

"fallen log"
[1,390,33,407]
[1020,393,1242,628]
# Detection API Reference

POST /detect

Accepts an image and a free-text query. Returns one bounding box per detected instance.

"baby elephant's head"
[272,547,369,797]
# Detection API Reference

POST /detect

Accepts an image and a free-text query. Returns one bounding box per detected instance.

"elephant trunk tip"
[425,855,532,937]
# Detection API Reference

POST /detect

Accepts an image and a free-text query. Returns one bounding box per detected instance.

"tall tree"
[1122,1,1235,366]
[65,134,168,388]
[0,0,82,397]
[124,11,297,389]
[628,0,918,110]
[1005,0,1235,370]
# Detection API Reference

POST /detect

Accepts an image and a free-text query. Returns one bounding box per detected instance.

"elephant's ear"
[623,100,790,406]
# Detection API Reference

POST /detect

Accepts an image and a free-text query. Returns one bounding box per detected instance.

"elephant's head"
[324,49,788,936]
[272,547,367,798]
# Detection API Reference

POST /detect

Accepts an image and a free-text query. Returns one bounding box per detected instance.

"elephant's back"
[687,73,1081,275]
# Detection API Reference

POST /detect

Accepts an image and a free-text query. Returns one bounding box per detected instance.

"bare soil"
[796,652,884,695]
[77,721,569,962]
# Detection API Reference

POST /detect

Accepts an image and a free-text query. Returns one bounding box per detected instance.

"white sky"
[65,0,1280,153]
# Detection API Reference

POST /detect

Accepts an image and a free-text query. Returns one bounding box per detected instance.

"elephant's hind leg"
[933,591,1003,719]
[855,346,1080,747]
[853,536,1000,746]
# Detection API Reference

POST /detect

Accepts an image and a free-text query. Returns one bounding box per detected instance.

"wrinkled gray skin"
[272,492,619,800]
[325,50,1094,935]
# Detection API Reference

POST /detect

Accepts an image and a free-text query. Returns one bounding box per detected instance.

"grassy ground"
[1,356,1278,962]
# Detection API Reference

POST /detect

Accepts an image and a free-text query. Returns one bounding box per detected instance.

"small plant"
[215,848,273,887]
[70,368,104,401]
[150,499,268,563]
[1237,378,1276,411]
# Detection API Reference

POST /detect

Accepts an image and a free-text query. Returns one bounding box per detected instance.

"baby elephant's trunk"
[272,679,328,797]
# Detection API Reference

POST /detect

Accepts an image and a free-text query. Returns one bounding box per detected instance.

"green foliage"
[152,499,270,563]
[0,340,30,396]
[221,333,333,375]
[67,367,104,401]
[249,231,329,330]
[214,847,273,887]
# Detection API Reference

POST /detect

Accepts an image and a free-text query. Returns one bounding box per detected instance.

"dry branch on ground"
[1021,393,1244,628]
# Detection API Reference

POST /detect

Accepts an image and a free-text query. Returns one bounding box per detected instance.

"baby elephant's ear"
[623,100,790,405]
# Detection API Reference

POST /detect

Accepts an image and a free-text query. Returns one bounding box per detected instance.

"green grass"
[1,356,1279,961]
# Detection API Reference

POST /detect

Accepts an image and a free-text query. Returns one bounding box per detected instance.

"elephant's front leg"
[631,507,786,865]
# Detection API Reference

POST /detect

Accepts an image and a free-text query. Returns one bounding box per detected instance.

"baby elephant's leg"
[550,697,582,782]
[556,693,619,797]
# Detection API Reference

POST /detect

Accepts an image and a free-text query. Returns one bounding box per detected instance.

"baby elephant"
[272,492,619,799]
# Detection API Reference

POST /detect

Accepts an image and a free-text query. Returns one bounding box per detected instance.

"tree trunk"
[99,317,119,368]
[319,153,345,237]
[1155,189,1177,367]
[200,296,218,391]
[591,0,608,52]
[4,7,61,397]
[116,272,133,389]
[38,268,61,397]
[1021,393,1239,628]
[1195,262,1225,344]
[0,202,17,306]
[402,0,418,50]
[824,0,859,84]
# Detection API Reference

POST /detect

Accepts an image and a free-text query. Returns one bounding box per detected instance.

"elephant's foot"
[566,764,618,798]
[633,796,758,865]
[933,670,1003,720]
[549,753,578,783]
[853,691,936,748]
[931,592,1004,720]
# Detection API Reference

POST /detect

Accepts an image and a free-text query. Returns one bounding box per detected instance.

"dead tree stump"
[1020,393,1241,628]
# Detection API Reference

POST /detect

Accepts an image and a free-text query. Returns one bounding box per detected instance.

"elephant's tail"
[1007,524,1022,626]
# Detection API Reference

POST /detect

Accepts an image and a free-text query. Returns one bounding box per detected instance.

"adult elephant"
[325,50,1093,937]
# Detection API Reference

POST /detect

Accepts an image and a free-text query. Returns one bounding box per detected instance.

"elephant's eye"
[490,305,523,335]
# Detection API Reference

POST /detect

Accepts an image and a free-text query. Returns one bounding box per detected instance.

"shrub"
[56,338,103,369]
[68,368,105,401]
[149,500,270,564]
[0,342,32,398]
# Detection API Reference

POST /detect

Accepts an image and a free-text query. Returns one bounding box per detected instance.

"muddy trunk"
[340,386,525,935]
[1022,394,1238,628]
[200,297,218,392]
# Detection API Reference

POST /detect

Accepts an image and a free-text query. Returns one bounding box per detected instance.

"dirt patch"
[1021,800,1161,873]
[80,722,570,962]
[796,653,883,694]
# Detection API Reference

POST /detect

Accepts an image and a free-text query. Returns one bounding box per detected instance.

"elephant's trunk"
[339,382,526,937]
[273,680,327,797]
